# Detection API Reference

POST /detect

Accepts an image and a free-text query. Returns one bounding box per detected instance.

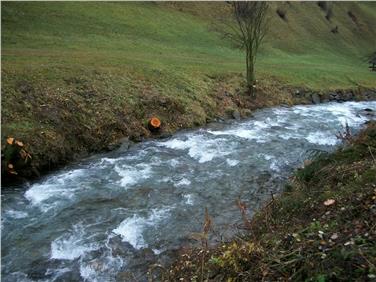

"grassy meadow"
[1,1,376,176]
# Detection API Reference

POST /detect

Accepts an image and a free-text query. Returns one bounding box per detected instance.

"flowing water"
[2,101,376,281]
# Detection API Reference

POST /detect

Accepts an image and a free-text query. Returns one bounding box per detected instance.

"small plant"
[190,208,213,248]
[305,148,329,161]
[236,198,253,230]
[336,122,353,144]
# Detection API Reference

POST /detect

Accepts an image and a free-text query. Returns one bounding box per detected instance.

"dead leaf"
[330,233,339,240]
[324,199,335,206]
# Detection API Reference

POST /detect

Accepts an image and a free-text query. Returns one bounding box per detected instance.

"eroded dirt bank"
[1,74,375,183]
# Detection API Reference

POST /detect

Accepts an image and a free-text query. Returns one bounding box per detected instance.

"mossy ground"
[165,122,376,281]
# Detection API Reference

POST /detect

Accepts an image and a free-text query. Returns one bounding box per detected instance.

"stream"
[2,101,376,281]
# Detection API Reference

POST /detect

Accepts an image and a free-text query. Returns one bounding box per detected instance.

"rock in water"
[232,110,241,120]
[311,93,321,104]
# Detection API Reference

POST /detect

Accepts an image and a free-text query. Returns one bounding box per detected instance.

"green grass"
[2,2,376,89]
[1,2,376,177]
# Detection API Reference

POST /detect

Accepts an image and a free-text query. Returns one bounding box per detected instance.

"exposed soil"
[1,75,375,184]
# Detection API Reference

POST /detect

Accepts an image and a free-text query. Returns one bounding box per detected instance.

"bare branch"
[215,1,269,93]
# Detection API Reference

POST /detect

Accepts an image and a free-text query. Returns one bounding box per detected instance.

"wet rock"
[232,109,241,120]
[51,267,82,282]
[109,235,136,257]
[242,109,253,117]
[311,93,321,104]
[363,90,376,100]
[122,247,158,280]
[358,108,375,118]
[129,134,143,143]
[27,258,57,280]
[154,132,172,140]
[329,92,340,101]
[116,271,138,281]
[106,137,133,152]
[118,137,133,151]
[343,91,354,101]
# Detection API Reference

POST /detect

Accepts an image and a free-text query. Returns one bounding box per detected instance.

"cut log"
[7,137,14,145]
[15,140,24,147]
[148,117,161,132]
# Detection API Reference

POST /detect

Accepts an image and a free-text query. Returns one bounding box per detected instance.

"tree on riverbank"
[221,2,269,94]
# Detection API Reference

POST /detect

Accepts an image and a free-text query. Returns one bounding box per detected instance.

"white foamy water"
[51,224,99,260]
[305,131,339,146]
[114,163,153,188]
[112,215,146,249]
[5,209,28,219]
[159,135,232,163]
[175,178,191,187]
[3,101,375,282]
[112,208,171,249]
[226,159,239,166]
[183,194,194,205]
[208,127,268,142]
[24,169,86,211]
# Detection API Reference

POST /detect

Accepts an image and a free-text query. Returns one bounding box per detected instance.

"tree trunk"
[246,50,255,94]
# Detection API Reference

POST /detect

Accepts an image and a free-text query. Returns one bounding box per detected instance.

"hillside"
[1,2,376,179]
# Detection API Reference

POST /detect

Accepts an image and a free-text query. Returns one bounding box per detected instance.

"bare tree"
[220,2,269,93]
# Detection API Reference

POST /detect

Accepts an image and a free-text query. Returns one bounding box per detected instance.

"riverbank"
[2,2,376,183]
[2,102,375,281]
[2,76,375,184]
[166,121,376,281]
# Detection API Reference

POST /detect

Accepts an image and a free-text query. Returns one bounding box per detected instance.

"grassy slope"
[1,2,376,176]
[167,122,376,281]
[2,2,376,88]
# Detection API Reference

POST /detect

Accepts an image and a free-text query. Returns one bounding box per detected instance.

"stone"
[106,137,133,152]
[108,235,136,257]
[232,109,241,120]
[363,90,376,100]
[118,137,133,151]
[242,109,253,117]
[358,108,375,117]
[343,91,354,101]
[311,93,321,104]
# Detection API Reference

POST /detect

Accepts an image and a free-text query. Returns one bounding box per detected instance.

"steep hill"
[1,2,376,179]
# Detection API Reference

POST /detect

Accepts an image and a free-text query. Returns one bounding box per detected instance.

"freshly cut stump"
[148,117,161,132]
